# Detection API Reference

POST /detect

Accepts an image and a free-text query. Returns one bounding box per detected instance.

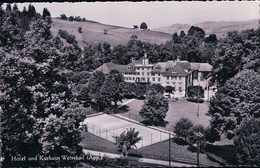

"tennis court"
[82,114,172,148]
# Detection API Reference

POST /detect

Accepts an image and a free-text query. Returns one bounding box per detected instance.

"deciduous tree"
[234,118,260,166]
[140,90,168,126]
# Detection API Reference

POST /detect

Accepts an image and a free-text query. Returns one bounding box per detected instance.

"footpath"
[83,149,196,167]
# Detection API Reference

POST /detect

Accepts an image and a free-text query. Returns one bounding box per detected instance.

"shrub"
[187,85,204,98]
[174,118,193,141]
[113,128,142,154]
[58,29,77,44]
[78,26,82,33]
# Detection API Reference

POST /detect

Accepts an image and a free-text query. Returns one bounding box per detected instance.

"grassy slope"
[51,19,172,48]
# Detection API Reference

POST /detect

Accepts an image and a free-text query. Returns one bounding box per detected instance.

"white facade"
[96,55,213,98]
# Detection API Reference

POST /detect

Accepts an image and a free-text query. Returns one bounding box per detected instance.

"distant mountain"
[51,18,172,48]
[153,19,259,38]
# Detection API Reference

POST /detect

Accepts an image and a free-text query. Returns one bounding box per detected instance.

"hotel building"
[96,53,212,98]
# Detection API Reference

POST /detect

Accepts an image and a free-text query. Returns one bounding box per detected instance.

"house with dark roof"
[95,53,212,98]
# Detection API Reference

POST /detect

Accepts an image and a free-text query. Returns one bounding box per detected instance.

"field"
[51,19,172,48]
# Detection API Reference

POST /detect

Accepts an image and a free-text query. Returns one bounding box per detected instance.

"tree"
[165,86,174,97]
[139,90,168,126]
[188,26,205,39]
[147,84,165,94]
[69,16,74,21]
[174,118,193,141]
[78,26,82,33]
[187,85,204,102]
[234,118,260,166]
[188,124,205,145]
[172,32,180,43]
[113,128,142,155]
[205,34,217,44]
[60,14,67,20]
[87,71,106,111]
[0,16,84,167]
[140,22,148,30]
[204,127,220,143]
[99,70,125,108]
[42,8,51,20]
[104,29,108,35]
[6,3,11,11]
[209,70,260,139]
[28,4,37,18]
[180,31,186,38]
[211,42,245,86]
[13,3,18,11]
[133,25,138,29]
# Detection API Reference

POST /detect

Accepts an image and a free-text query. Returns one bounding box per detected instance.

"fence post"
[93,124,95,134]
[151,133,153,144]
[106,129,108,139]
[142,137,143,148]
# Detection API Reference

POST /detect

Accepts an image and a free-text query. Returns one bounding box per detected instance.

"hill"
[51,18,172,48]
[153,19,259,38]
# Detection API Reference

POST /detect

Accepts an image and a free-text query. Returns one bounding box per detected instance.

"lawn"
[80,131,119,154]
[117,98,211,131]
[139,138,220,167]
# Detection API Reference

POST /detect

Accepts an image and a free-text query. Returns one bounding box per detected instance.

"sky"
[15,1,259,29]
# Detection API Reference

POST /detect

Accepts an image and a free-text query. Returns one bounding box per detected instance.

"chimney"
[131,57,135,62]
[177,56,180,62]
[144,52,147,58]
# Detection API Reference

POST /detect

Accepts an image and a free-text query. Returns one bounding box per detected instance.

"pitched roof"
[190,63,212,72]
[152,60,190,76]
[161,63,189,77]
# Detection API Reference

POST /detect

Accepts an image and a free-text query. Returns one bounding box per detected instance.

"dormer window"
[172,70,177,73]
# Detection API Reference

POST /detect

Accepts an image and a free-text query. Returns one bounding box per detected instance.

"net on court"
[82,114,171,148]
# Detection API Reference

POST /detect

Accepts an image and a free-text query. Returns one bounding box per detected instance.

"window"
[152,77,155,81]
[179,77,182,80]
[158,78,161,82]
[179,87,182,90]
[142,68,144,70]
[158,73,161,76]
[193,71,198,80]
[147,72,150,76]
[167,76,170,80]
[151,73,155,76]
[173,70,177,73]
[129,77,132,80]
[133,77,135,80]
[166,82,170,84]
[200,73,205,81]
[179,82,182,85]
[141,77,145,81]
[137,72,140,75]
[142,72,144,76]
[137,67,140,70]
